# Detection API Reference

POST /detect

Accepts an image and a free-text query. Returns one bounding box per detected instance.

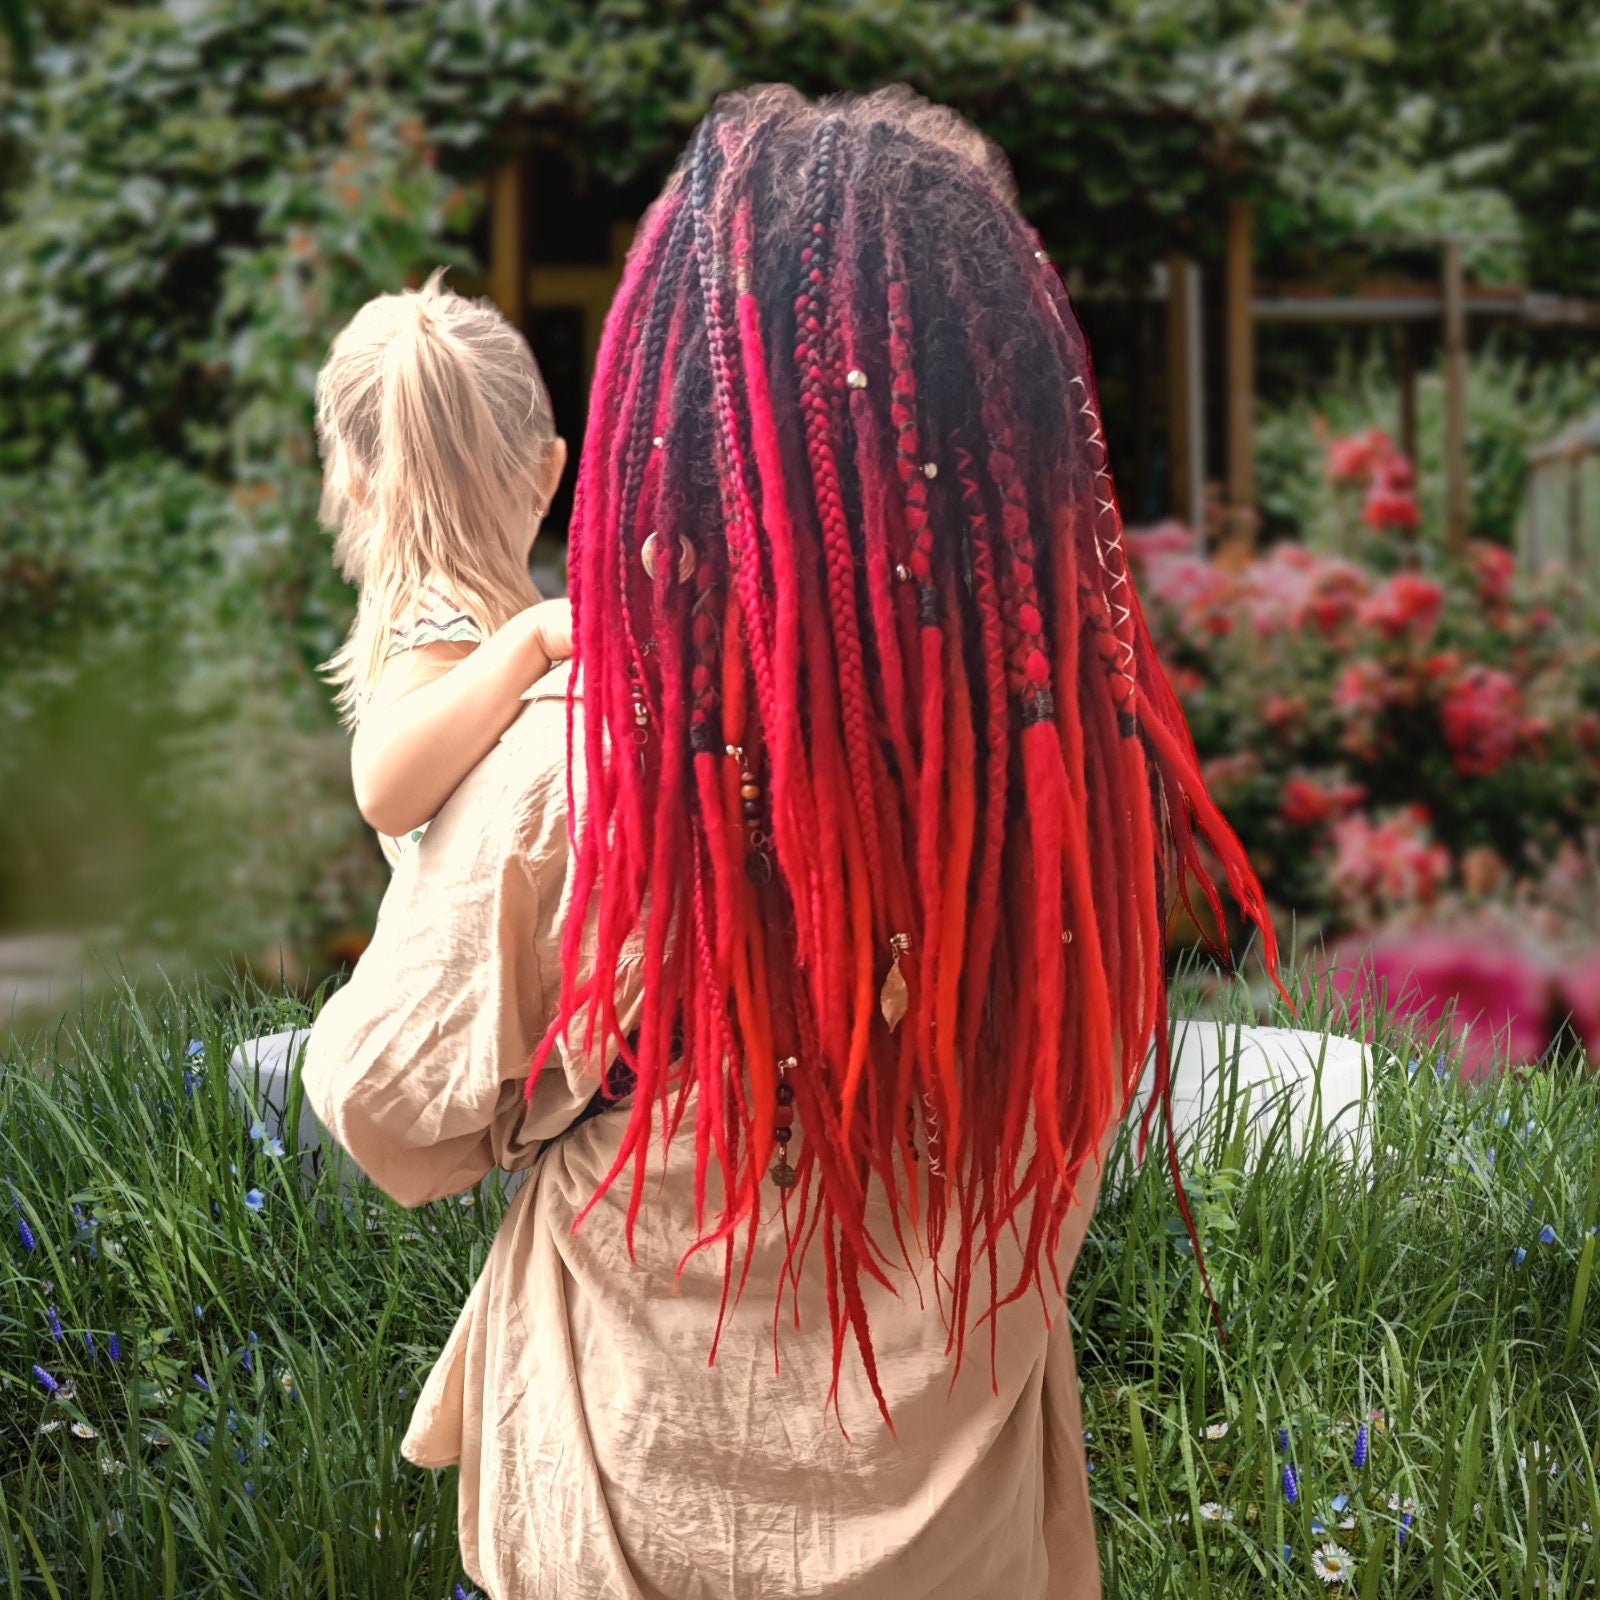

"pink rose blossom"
[1357,573,1444,640]
[1440,666,1523,776]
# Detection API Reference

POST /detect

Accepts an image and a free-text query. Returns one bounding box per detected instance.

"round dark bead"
[776,1083,794,1106]
[773,1126,792,1144]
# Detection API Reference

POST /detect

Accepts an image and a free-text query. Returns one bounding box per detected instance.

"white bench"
[232,1020,1374,1200]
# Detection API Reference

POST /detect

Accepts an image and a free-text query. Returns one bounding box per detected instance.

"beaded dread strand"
[529,87,1282,1419]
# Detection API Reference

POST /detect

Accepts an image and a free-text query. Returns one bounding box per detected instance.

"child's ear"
[535,437,568,515]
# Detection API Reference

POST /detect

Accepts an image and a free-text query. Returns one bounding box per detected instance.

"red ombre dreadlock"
[527,85,1285,1417]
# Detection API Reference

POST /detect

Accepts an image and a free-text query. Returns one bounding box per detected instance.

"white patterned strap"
[383,579,484,661]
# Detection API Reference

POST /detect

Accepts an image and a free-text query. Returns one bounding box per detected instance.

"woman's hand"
[500,599,572,691]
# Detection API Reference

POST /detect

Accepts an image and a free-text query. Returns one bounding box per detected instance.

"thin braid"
[884,248,960,1167]
[793,118,888,1118]
[953,437,1011,1075]
[691,123,780,738]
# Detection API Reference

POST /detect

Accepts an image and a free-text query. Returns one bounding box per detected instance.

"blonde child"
[314,269,571,865]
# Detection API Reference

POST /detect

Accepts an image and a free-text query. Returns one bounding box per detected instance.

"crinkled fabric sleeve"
[301,684,630,1208]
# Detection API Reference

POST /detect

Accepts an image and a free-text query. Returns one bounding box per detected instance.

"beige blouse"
[302,660,1111,1600]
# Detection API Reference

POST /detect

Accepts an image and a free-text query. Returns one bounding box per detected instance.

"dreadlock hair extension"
[539,85,1282,1421]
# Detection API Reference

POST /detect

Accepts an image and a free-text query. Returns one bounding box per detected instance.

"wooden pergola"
[1179,215,1600,556]
[486,156,1600,557]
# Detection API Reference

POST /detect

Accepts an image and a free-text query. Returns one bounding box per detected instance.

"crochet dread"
[527,86,1283,1421]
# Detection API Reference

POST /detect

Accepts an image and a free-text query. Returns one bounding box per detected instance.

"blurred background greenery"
[3,0,1600,1027]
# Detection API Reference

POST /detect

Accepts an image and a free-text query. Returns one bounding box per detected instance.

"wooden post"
[489,151,527,333]
[1166,253,1191,525]
[1568,449,1585,579]
[1166,253,1206,534]
[1442,237,1468,554]
[1396,322,1418,467]
[1224,200,1255,549]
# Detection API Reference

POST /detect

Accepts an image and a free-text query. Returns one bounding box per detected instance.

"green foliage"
[0,454,386,961]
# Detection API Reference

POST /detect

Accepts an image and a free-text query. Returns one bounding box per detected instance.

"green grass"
[1,971,1598,1597]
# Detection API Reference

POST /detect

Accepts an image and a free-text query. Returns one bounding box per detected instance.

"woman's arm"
[351,598,572,838]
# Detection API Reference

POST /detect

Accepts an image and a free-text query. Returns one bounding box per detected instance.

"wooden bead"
[740,783,761,801]
[774,1103,795,1129]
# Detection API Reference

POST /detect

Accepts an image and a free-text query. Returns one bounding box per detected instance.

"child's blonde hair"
[315,267,557,722]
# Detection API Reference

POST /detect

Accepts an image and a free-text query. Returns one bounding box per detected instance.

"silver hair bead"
[846,369,868,389]
[652,435,665,449]
[1035,249,1049,263]
[922,461,938,479]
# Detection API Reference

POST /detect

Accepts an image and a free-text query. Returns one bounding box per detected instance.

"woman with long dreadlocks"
[304,85,1279,1600]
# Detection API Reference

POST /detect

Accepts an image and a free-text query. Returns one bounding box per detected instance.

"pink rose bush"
[1129,472,1600,953]
[1132,429,1600,1073]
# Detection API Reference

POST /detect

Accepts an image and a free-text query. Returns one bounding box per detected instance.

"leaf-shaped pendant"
[880,935,910,1032]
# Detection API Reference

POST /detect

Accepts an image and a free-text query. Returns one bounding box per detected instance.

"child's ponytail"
[316,268,558,722]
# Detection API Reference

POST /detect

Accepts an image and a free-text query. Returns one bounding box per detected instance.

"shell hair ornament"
[641,530,697,583]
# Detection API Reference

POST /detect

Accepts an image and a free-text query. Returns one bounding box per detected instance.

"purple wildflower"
[18,1215,35,1252]
[193,1373,210,1392]
[1398,1510,1413,1546]
[32,1364,59,1395]
[1283,1463,1298,1504]
[1277,1426,1290,1452]
[83,1331,95,1358]
[1515,1246,1528,1265]
[46,1306,62,1342]
[108,1333,120,1363]
[243,1189,265,1214]
[1354,1424,1369,1469]
[1540,1225,1557,1245]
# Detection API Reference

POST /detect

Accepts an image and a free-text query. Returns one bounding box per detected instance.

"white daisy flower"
[142,1430,170,1448]
[1386,1493,1417,1513]
[1338,1516,1355,1530]
[1311,1542,1355,1584]
[99,1456,125,1477]
[38,1419,61,1435]
[69,1421,98,1440]
[55,1383,75,1402]
[1197,1501,1235,1522]
[1168,1511,1191,1524]
[1204,1422,1230,1441]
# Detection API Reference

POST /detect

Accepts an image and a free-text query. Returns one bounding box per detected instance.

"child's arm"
[351,599,571,839]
